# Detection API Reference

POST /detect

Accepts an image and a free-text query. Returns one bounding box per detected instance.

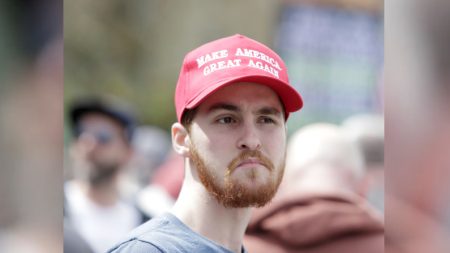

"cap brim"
[185,75,303,117]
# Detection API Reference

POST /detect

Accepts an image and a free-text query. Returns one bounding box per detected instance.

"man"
[108,34,303,253]
[65,97,147,253]
[244,123,384,253]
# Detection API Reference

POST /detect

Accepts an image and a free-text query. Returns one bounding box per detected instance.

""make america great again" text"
[196,48,282,78]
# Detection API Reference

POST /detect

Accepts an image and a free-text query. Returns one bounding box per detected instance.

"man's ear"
[172,123,191,157]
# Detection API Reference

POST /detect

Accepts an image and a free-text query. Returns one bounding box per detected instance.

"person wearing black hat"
[64,96,146,253]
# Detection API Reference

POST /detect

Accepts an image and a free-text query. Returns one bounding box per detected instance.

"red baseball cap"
[175,34,303,122]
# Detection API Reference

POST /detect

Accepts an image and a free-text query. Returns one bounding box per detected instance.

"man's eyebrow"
[207,103,240,113]
[256,106,282,116]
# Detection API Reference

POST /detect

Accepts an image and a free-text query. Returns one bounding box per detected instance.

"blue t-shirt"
[107,213,247,253]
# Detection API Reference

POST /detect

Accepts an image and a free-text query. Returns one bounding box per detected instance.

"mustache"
[226,150,274,176]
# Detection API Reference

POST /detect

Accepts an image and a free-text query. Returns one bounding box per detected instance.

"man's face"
[187,82,287,208]
[72,113,131,185]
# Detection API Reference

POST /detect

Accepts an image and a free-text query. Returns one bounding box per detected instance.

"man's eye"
[217,116,236,124]
[258,116,276,124]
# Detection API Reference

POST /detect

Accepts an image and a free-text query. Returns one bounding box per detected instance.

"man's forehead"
[205,102,282,116]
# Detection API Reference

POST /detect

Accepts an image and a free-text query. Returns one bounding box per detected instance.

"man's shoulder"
[128,214,177,241]
[107,213,187,253]
[107,238,163,253]
[107,213,237,253]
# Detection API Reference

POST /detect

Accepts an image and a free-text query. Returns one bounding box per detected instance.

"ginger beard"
[190,144,285,208]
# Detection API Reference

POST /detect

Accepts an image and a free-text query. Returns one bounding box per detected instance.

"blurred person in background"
[135,150,184,218]
[64,219,94,253]
[244,123,384,253]
[123,126,172,192]
[342,113,384,213]
[386,0,450,252]
[108,34,303,253]
[121,126,177,218]
[151,150,185,201]
[65,96,149,253]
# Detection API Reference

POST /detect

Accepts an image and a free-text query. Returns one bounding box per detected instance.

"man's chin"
[220,195,274,209]
[232,166,270,180]
[88,163,120,186]
[216,181,277,208]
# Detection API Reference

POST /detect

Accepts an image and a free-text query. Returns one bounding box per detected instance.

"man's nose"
[78,132,99,153]
[236,122,261,150]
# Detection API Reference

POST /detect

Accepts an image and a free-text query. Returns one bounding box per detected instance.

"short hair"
[180,107,198,131]
[69,96,136,142]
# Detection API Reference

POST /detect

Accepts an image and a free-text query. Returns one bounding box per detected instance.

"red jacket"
[244,192,384,253]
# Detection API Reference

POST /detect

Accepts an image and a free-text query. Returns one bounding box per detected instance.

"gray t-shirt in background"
[107,212,247,253]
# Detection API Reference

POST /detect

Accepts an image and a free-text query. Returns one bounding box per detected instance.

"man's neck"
[171,179,251,253]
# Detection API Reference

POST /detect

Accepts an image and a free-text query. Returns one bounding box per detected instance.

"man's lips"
[226,151,274,176]
[237,158,265,168]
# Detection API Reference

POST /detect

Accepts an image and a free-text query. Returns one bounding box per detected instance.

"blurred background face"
[72,113,131,185]
[186,83,287,208]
